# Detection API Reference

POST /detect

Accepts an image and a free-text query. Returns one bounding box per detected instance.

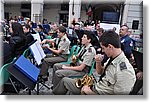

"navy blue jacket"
[121,35,133,59]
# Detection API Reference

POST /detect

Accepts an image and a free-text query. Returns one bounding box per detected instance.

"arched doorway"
[92,4,121,24]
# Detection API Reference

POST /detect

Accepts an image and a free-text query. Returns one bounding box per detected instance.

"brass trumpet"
[75,74,94,88]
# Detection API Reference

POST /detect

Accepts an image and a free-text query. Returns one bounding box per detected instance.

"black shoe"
[38,76,48,82]
[51,85,53,90]
[42,76,48,82]
[47,72,49,77]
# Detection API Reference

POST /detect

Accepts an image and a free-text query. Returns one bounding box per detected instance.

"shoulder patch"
[120,62,127,70]
[88,47,92,52]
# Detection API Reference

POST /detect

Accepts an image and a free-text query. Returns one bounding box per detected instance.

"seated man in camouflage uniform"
[52,30,96,88]
[52,31,136,95]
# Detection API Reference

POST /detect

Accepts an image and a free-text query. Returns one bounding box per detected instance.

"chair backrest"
[22,48,30,58]
[67,45,80,62]
[0,57,17,86]
[0,63,11,86]
[88,60,95,76]
[132,50,143,71]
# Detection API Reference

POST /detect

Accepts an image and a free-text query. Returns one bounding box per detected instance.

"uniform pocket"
[106,76,116,86]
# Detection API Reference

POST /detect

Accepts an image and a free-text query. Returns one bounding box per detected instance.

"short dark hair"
[37,24,43,30]
[97,28,104,33]
[100,30,121,48]
[23,24,31,29]
[121,25,129,30]
[58,26,66,33]
[83,30,95,43]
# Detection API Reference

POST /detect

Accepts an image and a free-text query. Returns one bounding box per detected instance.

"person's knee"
[44,58,49,62]
[53,63,60,68]
[53,64,57,70]
[42,59,50,66]
[53,63,62,70]
[55,70,64,77]
[62,77,70,84]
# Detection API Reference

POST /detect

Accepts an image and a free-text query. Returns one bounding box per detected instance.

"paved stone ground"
[18,68,100,95]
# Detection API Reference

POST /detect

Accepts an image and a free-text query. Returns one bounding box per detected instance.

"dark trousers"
[130,79,143,95]
[40,55,68,76]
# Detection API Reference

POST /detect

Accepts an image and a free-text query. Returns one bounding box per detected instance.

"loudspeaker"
[132,20,139,30]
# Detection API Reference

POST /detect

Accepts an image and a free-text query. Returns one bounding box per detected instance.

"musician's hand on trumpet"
[81,85,96,95]
[71,55,77,62]
[70,54,78,67]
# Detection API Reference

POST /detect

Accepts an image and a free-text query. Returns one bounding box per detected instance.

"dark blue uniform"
[39,31,46,41]
[121,35,133,59]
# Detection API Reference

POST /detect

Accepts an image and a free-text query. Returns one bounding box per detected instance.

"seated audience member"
[9,22,27,58]
[50,22,58,38]
[28,21,36,34]
[0,25,13,65]
[96,28,104,39]
[23,24,34,45]
[36,24,46,41]
[52,30,96,88]
[52,31,136,95]
[1,41,13,65]
[41,30,55,54]
[130,50,143,95]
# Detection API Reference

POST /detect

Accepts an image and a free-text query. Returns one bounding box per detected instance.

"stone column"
[0,0,4,21]
[68,0,81,27]
[122,0,130,25]
[31,0,44,24]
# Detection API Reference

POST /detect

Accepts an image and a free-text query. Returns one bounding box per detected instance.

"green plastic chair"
[22,48,30,58]
[0,63,11,86]
[60,45,80,64]
[22,48,34,64]
[0,59,18,93]
[88,60,96,76]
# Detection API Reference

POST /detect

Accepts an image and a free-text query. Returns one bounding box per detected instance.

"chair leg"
[35,81,51,95]
[36,81,39,95]
[9,78,19,93]
[28,89,31,95]
[40,82,51,90]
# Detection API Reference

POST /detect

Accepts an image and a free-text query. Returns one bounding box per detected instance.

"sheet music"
[31,33,41,43]
[29,41,46,65]
[35,41,46,59]
[29,42,42,65]
[69,29,73,35]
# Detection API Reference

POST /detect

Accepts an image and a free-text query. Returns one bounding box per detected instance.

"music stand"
[7,64,36,94]
[29,40,51,94]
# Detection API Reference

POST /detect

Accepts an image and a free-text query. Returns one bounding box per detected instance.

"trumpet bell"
[75,79,83,88]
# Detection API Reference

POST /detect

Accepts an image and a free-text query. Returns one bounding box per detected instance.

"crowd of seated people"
[0,16,143,95]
